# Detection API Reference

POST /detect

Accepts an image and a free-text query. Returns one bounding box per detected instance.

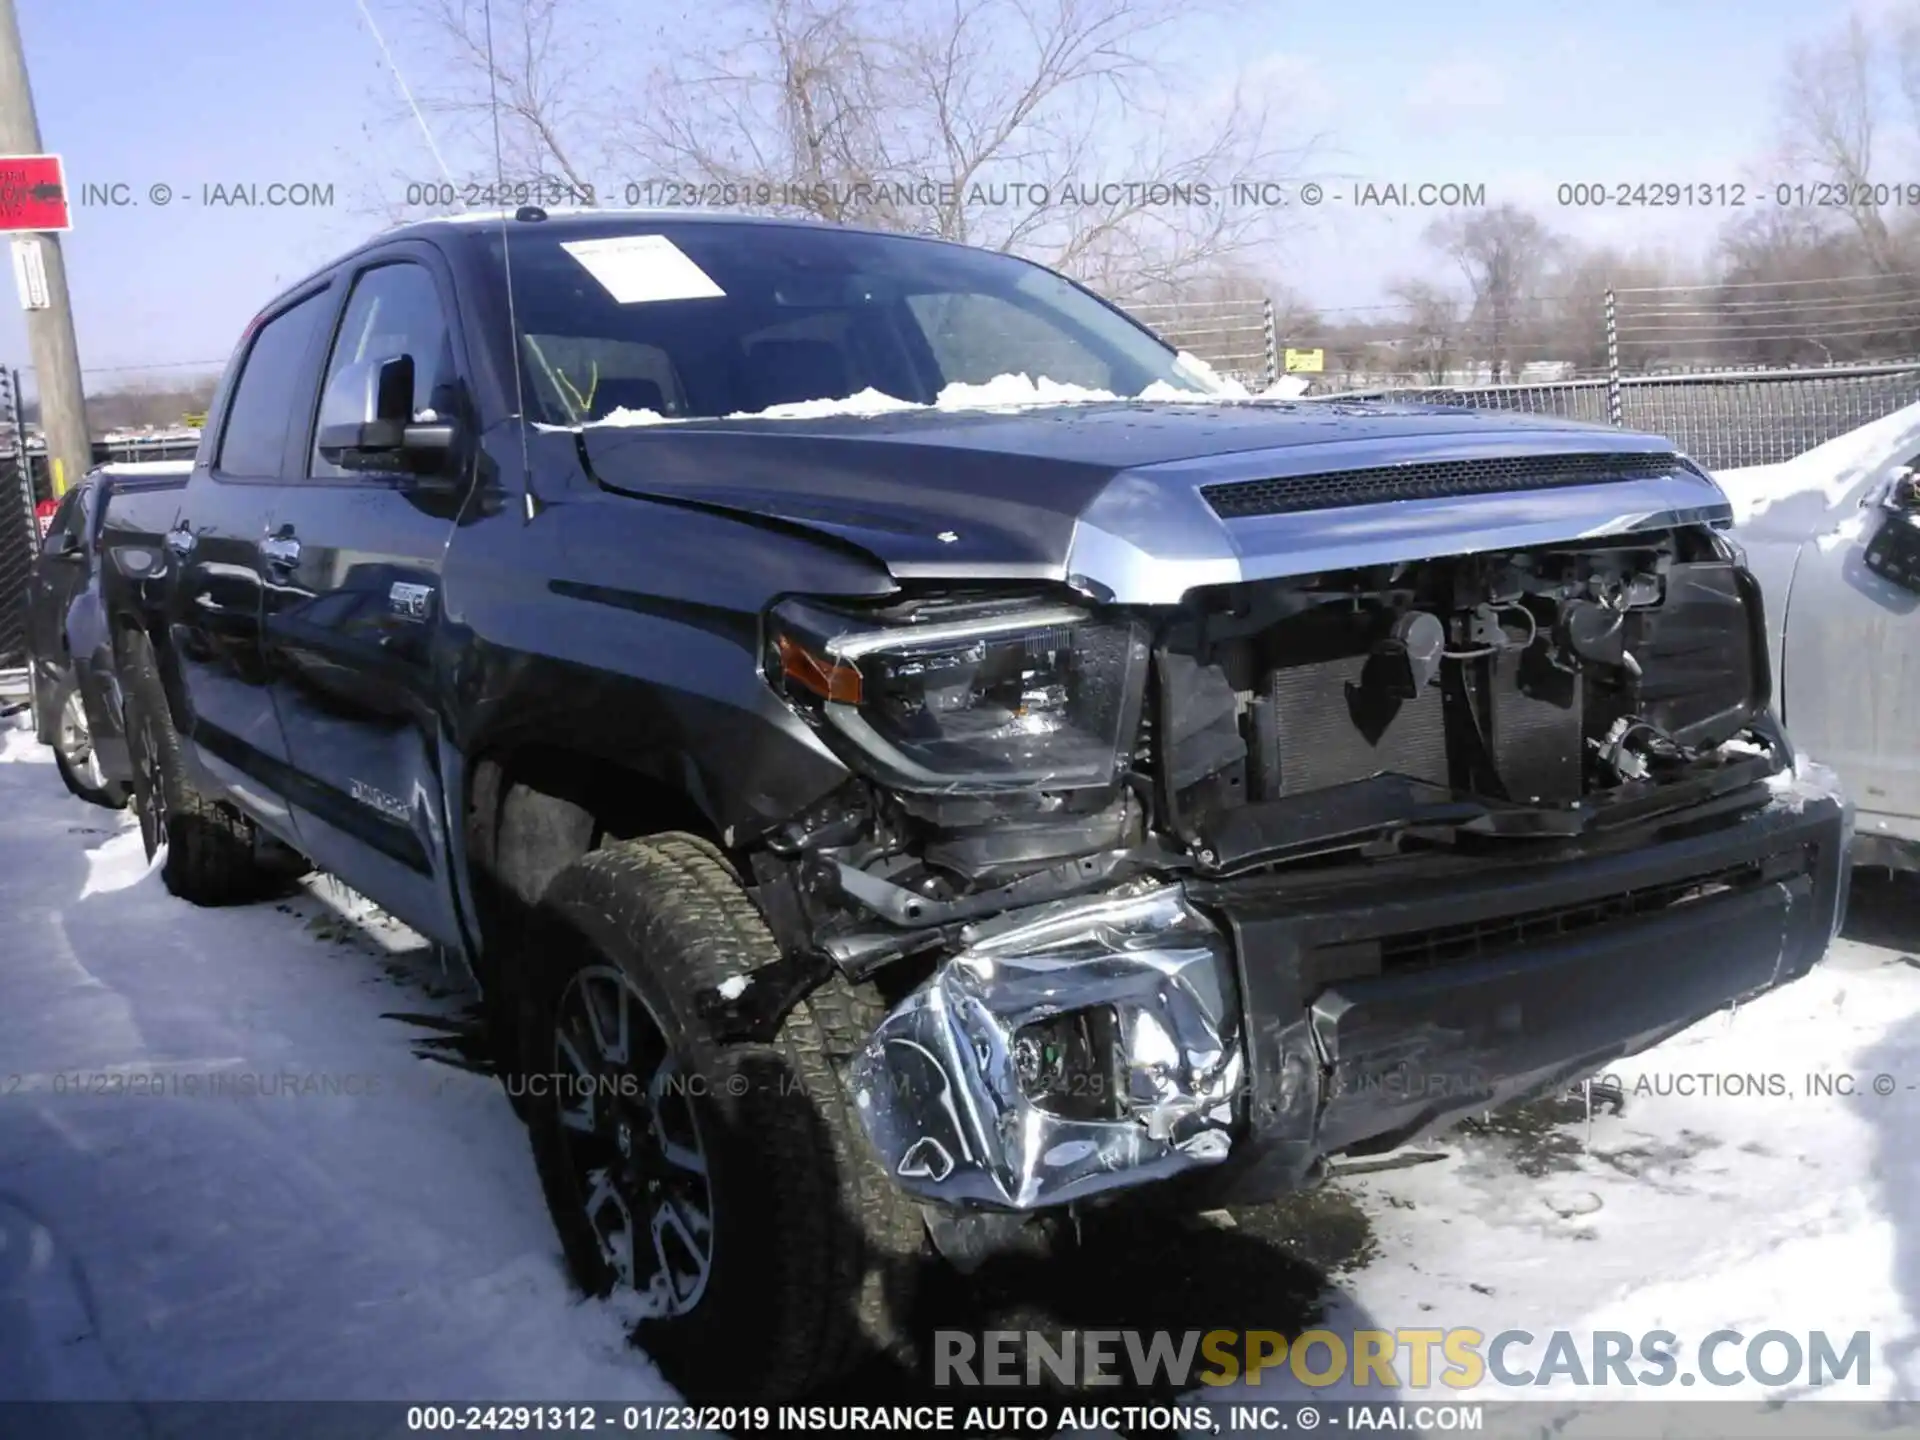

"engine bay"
[1152,529,1768,850]
[755,527,1779,977]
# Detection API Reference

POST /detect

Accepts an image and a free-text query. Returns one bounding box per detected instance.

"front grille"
[1201,451,1692,519]
[1369,856,1796,974]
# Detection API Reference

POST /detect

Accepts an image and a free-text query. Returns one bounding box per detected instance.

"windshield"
[474,222,1210,425]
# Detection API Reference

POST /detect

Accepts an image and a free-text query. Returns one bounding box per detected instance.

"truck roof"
[97,460,193,476]
[256,208,979,321]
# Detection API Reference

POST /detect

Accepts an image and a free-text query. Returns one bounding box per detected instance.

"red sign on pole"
[0,154,71,232]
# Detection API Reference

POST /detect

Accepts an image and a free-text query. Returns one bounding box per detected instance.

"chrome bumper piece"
[847,884,1243,1210]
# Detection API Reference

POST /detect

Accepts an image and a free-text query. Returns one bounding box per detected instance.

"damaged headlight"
[767,595,1150,792]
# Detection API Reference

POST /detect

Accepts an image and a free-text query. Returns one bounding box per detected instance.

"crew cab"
[101,208,1851,1401]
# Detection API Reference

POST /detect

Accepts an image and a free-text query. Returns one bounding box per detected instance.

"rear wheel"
[524,833,926,1401]
[119,632,290,904]
[52,684,129,809]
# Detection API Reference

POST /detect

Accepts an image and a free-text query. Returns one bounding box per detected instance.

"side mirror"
[1886,469,1920,514]
[43,529,83,561]
[315,354,461,481]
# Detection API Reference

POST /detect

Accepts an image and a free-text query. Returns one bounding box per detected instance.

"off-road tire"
[524,833,927,1401]
[119,631,287,905]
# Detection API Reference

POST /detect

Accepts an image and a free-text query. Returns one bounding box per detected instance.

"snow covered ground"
[1,710,1916,1433]
[0,720,673,1411]
[1712,400,1920,529]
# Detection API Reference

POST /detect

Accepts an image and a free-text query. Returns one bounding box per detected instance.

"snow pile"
[930,372,1128,410]
[0,748,680,1407]
[1156,352,1312,400]
[590,405,672,427]
[1716,399,1920,526]
[1767,752,1847,813]
[1156,841,1919,1428]
[1260,374,1313,400]
[0,716,48,764]
[1287,918,1920,1419]
[1170,350,1249,397]
[555,350,1316,431]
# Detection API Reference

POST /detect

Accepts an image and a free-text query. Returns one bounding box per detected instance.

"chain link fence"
[0,368,39,673]
[1073,280,1920,471]
[1312,361,1920,471]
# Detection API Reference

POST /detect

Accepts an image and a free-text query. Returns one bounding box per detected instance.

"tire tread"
[532,832,924,1399]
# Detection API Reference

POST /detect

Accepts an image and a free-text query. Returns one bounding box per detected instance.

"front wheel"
[52,683,129,809]
[523,833,926,1401]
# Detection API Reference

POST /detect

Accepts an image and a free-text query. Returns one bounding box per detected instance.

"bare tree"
[346,0,612,229]
[408,0,602,197]
[392,0,1316,294]
[1385,278,1463,384]
[1423,204,1562,382]
[1544,245,1694,375]
[1777,15,1903,275]
[1708,208,1920,366]
[85,378,222,432]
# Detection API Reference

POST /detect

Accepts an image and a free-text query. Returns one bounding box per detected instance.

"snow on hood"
[551,353,1312,431]
[1716,398,1920,527]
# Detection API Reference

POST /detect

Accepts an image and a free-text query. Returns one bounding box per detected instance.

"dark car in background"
[26,461,193,807]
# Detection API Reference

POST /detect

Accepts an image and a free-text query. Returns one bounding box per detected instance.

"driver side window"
[309,262,454,478]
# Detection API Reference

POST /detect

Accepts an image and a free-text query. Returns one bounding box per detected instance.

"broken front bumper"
[849,779,1852,1212]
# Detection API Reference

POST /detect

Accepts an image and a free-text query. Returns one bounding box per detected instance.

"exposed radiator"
[1257,648,1584,803]
[1262,654,1451,797]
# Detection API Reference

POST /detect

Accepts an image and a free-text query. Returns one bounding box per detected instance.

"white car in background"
[1717,403,1920,869]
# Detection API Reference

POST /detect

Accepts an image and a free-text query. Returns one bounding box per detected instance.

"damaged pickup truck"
[107,209,1850,1400]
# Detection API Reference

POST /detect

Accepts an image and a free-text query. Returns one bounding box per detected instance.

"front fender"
[441,481,896,846]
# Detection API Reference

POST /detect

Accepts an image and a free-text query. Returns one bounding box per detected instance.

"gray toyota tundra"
[102,207,1850,1400]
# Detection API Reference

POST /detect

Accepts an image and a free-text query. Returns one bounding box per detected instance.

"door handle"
[261,531,301,572]
[165,523,195,556]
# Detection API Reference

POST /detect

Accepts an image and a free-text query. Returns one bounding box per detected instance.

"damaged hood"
[579,400,1735,604]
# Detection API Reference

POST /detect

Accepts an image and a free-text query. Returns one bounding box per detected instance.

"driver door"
[1779,451,1920,839]
[257,247,472,945]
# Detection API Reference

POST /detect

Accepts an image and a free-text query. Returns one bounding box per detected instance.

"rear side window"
[216,291,328,476]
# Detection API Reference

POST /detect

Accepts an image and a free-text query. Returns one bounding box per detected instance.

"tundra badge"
[350,779,410,821]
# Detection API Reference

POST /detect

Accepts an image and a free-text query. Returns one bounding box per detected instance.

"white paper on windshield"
[560,234,726,304]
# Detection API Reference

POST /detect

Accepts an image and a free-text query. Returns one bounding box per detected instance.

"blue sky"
[0,0,1878,396]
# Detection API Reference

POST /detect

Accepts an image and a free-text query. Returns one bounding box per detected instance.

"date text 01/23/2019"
[1556,180,1920,207]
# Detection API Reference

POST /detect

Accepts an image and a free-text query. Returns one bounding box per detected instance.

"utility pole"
[0,0,89,497]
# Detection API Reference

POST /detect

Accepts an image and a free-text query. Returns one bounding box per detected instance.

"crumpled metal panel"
[848,884,1244,1210]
